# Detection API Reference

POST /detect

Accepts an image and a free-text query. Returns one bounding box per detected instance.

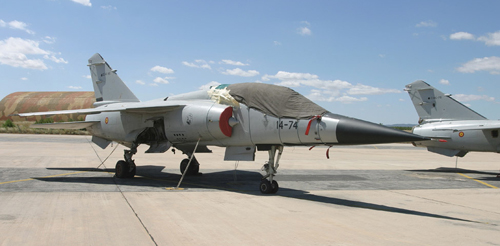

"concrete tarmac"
[0,134,499,245]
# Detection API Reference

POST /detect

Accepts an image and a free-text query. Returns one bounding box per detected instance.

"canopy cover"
[225,83,328,119]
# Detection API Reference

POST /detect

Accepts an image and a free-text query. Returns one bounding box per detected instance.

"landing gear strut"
[260,145,283,194]
[115,143,137,178]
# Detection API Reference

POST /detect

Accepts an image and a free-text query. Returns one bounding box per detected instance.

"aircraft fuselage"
[412,120,500,153]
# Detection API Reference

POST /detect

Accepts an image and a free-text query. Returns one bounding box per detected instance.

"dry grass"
[0,121,90,135]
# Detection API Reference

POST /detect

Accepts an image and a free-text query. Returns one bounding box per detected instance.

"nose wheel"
[260,179,279,194]
[260,146,283,194]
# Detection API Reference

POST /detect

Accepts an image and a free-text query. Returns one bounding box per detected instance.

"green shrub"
[35,118,54,124]
[2,119,15,128]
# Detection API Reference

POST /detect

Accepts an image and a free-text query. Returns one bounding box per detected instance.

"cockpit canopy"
[225,83,327,119]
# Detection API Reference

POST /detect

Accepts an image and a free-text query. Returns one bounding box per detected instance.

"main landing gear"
[260,145,283,194]
[115,144,137,178]
[180,155,200,176]
[114,144,202,179]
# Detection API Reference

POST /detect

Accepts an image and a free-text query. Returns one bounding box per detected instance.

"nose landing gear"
[260,145,283,194]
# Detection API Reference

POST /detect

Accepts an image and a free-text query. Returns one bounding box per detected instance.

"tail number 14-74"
[277,120,298,130]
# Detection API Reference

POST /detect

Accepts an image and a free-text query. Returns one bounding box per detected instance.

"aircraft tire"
[125,163,136,178]
[259,180,272,194]
[271,180,279,193]
[115,160,128,178]
[180,158,200,176]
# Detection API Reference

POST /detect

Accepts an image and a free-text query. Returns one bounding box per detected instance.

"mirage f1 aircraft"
[406,80,500,158]
[18,53,426,194]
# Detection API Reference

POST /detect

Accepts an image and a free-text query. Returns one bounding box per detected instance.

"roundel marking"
[458,131,464,137]
[219,107,233,137]
[105,117,109,124]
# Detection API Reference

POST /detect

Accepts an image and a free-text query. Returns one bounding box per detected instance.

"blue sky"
[1,0,499,124]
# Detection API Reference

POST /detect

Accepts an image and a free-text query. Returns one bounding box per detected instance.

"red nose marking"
[219,107,233,137]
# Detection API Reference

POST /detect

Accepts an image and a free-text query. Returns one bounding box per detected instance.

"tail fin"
[405,80,486,123]
[88,53,140,104]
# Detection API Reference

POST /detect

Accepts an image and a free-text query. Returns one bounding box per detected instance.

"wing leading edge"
[15,103,183,117]
[30,121,100,129]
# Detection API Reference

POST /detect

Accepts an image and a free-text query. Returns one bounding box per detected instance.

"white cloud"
[308,89,368,104]
[334,96,368,103]
[399,98,405,102]
[153,77,169,84]
[297,27,312,36]
[450,32,475,40]
[21,77,28,81]
[0,37,49,70]
[44,54,68,64]
[101,5,117,10]
[449,30,500,46]
[453,94,495,102]
[263,71,401,104]
[220,59,248,66]
[0,20,35,34]
[151,65,174,74]
[274,41,281,46]
[71,0,91,7]
[42,36,56,44]
[297,21,312,36]
[83,75,91,79]
[477,31,500,46]
[262,71,318,81]
[347,84,401,95]
[0,37,67,69]
[8,20,35,34]
[136,80,145,85]
[199,81,221,91]
[221,68,259,77]
[149,83,159,87]
[456,56,500,74]
[68,86,82,89]
[182,60,211,69]
[439,79,450,85]
[416,20,437,27]
[182,61,197,67]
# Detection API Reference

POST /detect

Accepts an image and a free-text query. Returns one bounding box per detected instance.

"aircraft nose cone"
[335,117,426,144]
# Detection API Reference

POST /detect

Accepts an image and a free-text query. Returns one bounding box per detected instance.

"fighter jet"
[18,53,426,194]
[405,80,500,158]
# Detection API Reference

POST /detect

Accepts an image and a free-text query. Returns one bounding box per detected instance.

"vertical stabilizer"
[405,80,486,122]
[88,53,139,103]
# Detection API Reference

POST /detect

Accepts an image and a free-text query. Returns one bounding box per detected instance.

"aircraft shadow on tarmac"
[35,166,487,225]
[407,167,500,182]
[408,167,499,175]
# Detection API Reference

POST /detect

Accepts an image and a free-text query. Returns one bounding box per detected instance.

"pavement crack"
[114,180,159,246]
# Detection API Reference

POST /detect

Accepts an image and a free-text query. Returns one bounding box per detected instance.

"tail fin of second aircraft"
[88,53,140,104]
[405,80,486,123]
